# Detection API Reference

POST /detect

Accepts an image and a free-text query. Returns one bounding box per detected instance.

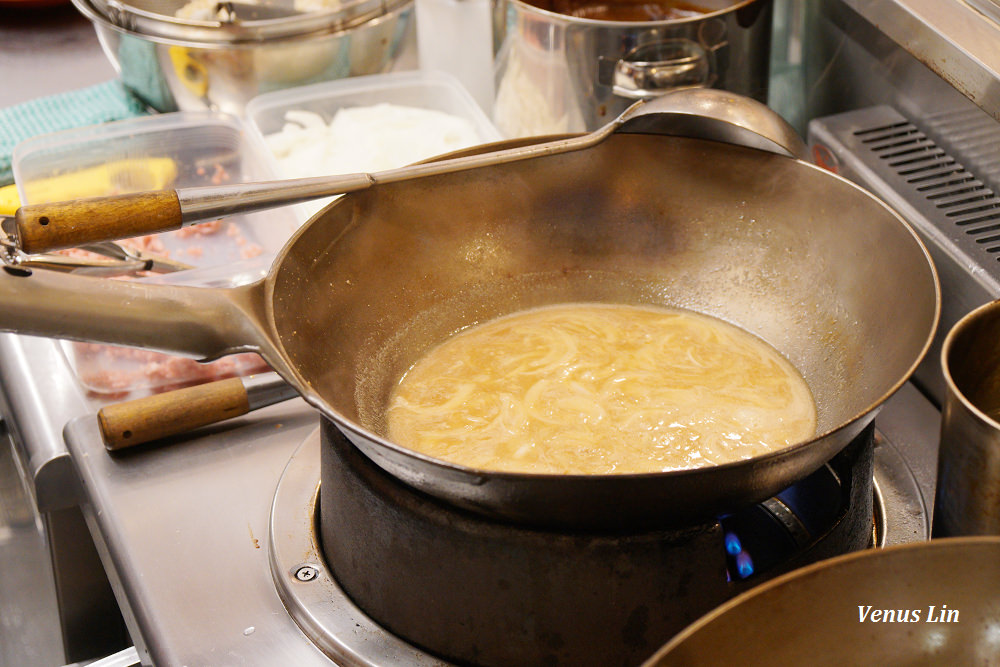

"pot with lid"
[492,0,772,137]
[71,0,413,114]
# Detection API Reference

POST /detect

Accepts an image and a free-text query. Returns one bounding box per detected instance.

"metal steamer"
[70,0,414,114]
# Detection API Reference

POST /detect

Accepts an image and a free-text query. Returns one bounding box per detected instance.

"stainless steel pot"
[71,0,413,114]
[0,94,939,529]
[934,299,1000,537]
[645,537,1000,665]
[492,0,772,137]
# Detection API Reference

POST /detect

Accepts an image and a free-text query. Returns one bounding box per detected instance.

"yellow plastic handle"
[169,46,210,98]
[0,184,20,216]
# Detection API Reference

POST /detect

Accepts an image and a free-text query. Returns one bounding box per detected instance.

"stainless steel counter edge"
[62,403,328,666]
[0,333,90,511]
[840,0,1000,120]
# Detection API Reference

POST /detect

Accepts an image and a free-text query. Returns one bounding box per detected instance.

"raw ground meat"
[60,213,270,396]
[74,341,270,398]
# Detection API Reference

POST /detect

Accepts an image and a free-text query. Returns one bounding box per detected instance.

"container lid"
[93,0,407,43]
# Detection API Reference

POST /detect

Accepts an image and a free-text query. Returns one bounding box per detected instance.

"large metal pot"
[0,96,938,529]
[645,537,1000,665]
[71,0,413,114]
[492,0,772,137]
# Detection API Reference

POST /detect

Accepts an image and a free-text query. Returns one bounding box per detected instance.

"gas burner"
[269,423,920,667]
[268,435,438,666]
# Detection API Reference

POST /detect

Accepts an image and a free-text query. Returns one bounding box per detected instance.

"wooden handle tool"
[12,105,639,254]
[16,191,183,255]
[98,372,297,451]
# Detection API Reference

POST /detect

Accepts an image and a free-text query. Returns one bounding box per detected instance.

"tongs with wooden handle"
[98,371,297,451]
[1,215,194,276]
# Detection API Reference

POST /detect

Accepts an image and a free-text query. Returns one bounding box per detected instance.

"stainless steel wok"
[0,108,940,528]
[645,537,1000,665]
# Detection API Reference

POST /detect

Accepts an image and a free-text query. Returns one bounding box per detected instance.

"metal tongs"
[1,215,194,277]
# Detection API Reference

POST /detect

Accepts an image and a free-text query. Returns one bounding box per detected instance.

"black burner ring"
[317,423,875,667]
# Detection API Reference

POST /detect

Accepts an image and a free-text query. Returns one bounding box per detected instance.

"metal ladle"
[11,88,807,255]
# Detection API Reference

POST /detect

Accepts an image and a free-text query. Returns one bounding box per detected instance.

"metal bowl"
[71,0,413,114]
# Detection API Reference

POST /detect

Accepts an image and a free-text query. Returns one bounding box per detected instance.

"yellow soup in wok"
[387,303,816,474]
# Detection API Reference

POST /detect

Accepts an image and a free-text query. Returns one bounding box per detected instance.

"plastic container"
[244,70,502,221]
[13,112,298,267]
[61,258,273,399]
[12,112,298,398]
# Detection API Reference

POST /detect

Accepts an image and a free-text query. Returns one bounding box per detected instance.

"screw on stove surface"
[294,565,319,582]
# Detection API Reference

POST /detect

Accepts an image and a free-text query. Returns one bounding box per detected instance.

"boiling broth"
[387,303,816,475]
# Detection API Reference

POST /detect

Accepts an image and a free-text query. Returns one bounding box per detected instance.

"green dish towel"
[0,80,149,187]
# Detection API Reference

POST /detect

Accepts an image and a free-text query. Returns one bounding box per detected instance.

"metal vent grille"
[853,117,1000,260]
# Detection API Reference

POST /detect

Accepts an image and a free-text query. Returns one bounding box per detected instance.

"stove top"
[278,423,878,666]
[54,374,938,666]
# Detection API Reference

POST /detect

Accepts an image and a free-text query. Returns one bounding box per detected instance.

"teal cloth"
[0,80,149,187]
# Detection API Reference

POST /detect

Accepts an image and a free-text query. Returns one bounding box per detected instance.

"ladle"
[11,88,807,255]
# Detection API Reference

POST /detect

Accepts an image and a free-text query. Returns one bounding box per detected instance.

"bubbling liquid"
[387,303,817,474]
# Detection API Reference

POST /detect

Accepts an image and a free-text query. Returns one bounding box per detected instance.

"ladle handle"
[11,122,626,254]
[16,191,183,254]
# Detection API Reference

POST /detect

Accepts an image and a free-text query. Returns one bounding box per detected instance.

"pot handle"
[618,88,810,161]
[610,39,716,101]
[0,263,275,364]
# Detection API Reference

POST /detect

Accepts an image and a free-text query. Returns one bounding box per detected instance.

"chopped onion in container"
[264,103,484,217]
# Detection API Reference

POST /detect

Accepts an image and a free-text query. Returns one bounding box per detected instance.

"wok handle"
[15,191,183,255]
[97,371,298,450]
[0,263,272,363]
[99,376,250,450]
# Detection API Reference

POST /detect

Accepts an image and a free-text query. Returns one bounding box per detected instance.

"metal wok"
[0,116,939,529]
[644,537,1000,665]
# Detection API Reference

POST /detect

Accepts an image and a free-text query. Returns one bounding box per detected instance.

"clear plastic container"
[61,257,273,400]
[13,112,299,267]
[244,69,503,221]
[12,112,299,398]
